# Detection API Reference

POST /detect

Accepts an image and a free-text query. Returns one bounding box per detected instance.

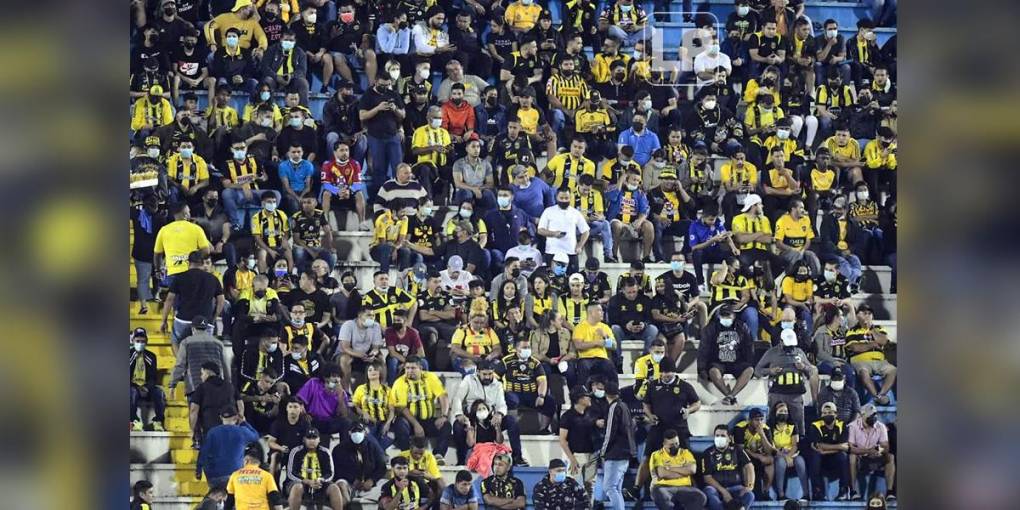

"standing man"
[197,407,260,489]
[600,382,636,510]
[538,188,591,275]
[161,249,223,350]
[225,446,285,510]
[359,72,406,198]
[169,316,230,401]
[755,329,820,433]
[153,202,211,289]
[190,362,242,450]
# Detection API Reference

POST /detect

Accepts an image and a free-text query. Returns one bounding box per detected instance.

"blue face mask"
[497,196,512,209]
[274,268,288,277]
[260,91,271,101]
[290,117,303,128]
[281,40,295,51]
[670,261,684,272]
[781,321,795,330]
[553,471,567,483]
[553,265,567,276]
[179,147,193,158]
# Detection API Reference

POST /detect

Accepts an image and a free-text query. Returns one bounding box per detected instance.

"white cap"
[741,193,763,212]
[568,273,585,284]
[553,252,569,264]
[780,329,798,347]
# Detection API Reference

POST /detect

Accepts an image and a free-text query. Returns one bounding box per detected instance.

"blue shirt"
[512,177,554,219]
[617,128,662,167]
[605,187,650,221]
[440,484,479,508]
[196,421,259,479]
[688,218,728,250]
[278,159,315,193]
[483,206,531,253]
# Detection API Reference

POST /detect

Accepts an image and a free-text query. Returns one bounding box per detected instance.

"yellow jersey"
[573,320,613,359]
[863,139,897,170]
[719,161,759,189]
[452,326,500,357]
[226,465,279,510]
[547,73,589,111]
[731,213,772,251]
[373,210,408,247]
[823,137,861,162]
[810,167,836,192]
[774,214,814,250]
[546,153,595,191]
[154,220,212,275]
[649,447,696,487]
[781,276,814,302]
[389,371,446,420]
[411,125,453,167]
[166,153,210,191]
[504,2,543,31]
[400,450,442,479]
[353,382,391,422]
[574,109,613,134]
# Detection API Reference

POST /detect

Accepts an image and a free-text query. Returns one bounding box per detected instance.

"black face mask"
[794,274,809,282]
[762,77,776,87]
[822,415,835,425]
[782,345,795,354]
[254,289,267,298]
[613,72,625,81]
[668,445,680,455]
[398,21,408,30]
[204,199,217,208]
[775,413,789,423]
[865,415,878,426]
[183,41,196,50]
[486,97,498,107]
[265,12,278,21]
[510,268,521,278]
[557,201,570,209]
[632,122,645,131]
[562,69,574,77]
[341,92,354,102]
[163,7,176,16]
[342,282,356,292]
[879,139,891,147]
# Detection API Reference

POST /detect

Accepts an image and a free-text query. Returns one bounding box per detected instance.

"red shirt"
[384,326,424,357]
[441,100,476,136]
[320,159,362,187]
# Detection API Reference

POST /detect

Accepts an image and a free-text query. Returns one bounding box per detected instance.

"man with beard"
[323,81,368,165]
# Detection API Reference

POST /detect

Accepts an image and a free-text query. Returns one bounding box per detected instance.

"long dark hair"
[497,280,522,312]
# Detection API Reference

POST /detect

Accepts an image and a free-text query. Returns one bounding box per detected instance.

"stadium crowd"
[129,0,897,508]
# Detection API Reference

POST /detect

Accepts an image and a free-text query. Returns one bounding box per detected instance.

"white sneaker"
[358,220,373,231]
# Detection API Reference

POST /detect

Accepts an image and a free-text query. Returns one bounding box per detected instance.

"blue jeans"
[370,243,412,273]
[222,188,280,231]
[453,189,497,212]
[602,459,630,510]
[704,485,754,510]
[130,384,166,423]
[808,451,850,499]
[294,246,336,272]
[551,109,567,147]
[366,134,404,198]
[833,253,863,286]
[171,317,194,349]
[740,306,759,343]
[134,259,153,303]
[365,420,394,450]
[611,324,660,351]
[607,25,656,47]
[590,220,614,258]
[386,355,429,385]
[326,132,368,165]
[775,454,809,498]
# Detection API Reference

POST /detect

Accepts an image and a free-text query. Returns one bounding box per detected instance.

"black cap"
[831,366,845,380]
[304,428,321,439]
[605,381,620,396]
[201,361,221,375]
[630,260,644,270]
[658,357,676,373]
[337,79,354,90]
[857,303,874,313]
[188,250,205,264]
[549,459,567,469]
[191,315,210,330]
[585,257,600,270]
[132,327,148,339]
[220,406,238,418]
[569,386,591,402]
[749,408,764,419]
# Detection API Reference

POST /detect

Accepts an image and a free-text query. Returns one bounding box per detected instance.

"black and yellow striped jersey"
[389,371,446,420]
[166,153,210,191]
[616,272,652,294]
[283,323,316,351]
[815,84,855,113]
[361,287,415,329]
[633,353,662,400]
[491,298,525,325]
[844,324,888,363]
[546,73,590,111]
[353,381,391,422]
[710,272,754,307]
[530,293,555,321]
[572,187,606,217]
[251,208,290,248]
[500,354,547,394]
[224,156,261,190]
[558,295,589,326]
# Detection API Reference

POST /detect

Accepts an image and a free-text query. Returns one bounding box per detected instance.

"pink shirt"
[848,418,888,450]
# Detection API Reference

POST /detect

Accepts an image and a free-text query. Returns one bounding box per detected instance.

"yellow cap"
[232,0,253,12]
[148,84,164,96]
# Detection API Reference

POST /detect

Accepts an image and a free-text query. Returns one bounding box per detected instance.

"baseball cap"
[220,406,238,418]
[585,258,600,270]
[660,169,678,179]
[568,273,585,285]
[820,402,838,413]
[304,428,321,439]
[549,459,567,470]
[857,303,874,314]
[860,403,878,418]
[132,327,148,339]
[148,84,164,96]
[741,194,763,212]
[553,252,569,264]
[231,0,253,12]
[191,315,210,330]
[780,329,798,347]
[448,255,464,271]
[658,357,676,373]
[749,408,764,419]
[144,135,161,147]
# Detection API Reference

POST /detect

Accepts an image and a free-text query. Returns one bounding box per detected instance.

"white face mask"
[350,431,366,444]
[703,100,717,110]
[709,44,720,54]
[824,270,837,282]
[417,68,430,80]
[518,348,532,359]
[641,99,652,111]
[776,129,790,140]
[719,317,734,327]
[737,6,750,16]
[830,380,845,391]
[651,353,665,363]
[781,321,795,330]
[264,202,277,212]
[306,13,317,23]
[267,342,278,352]
[363,317,376,327]
[291,351,304,360]
[826,29,838,39]
[476,409,490,420]
[458,208,472,218]
[134,342,145,352]
[558,360,569,373]
[146,147,160,158]
[246,257,256,269]
[714,436,729,449]
[431,118,443,129]
[593,389,605,399]
[858,191,870,201]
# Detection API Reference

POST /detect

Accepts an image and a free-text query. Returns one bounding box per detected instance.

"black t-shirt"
[171,46,208,81]
[275,127,318,161]
[169,268,224,321]
[481,475,525,502]
[559,408,597,454]
[292,21,328,52]
[358,86,405,138]
[283,288,331,324]
[489,31,517,61]
[291,209,329,247]
[192,376,235,432]
[501,52,540,80]
[752,33,784,59]
[725,12,760,40]
[269,417,314,449]
[473,419,500,444]
[327,19,367,53]
[406,215,439,250]
[701,446,752,487]
[814,275,851,300]
[807,420,848,447]
[442,240,485,274]
[260,19,287,45]
[582,271,612,302]
[644,378,700,433]
[545,331,561,359]
[607,293,654,327]
[657,270,698,303]
[130,206,167,263]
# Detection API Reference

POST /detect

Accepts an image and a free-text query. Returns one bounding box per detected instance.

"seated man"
[450,313,503,375]
[389,357,452,459]
[848,404,895,501]
[452,137,496,211]
[129,329,166,431]
[416,272,460,350]
[251,191,295,273]
[338,307,386,388]
[500,338,559,433]
[775,198,822,275]
[481,453,527,508]
[532,459,588,509]
[606,169,655,262]
[285,428,346,510]
[688,203,737,287]
[239,368,284,435]
[295,364,352,440]
[844,304,896,405]
[440,470,480,510]
[607,276,659,369]
[697,306,755,406]
[380,456,433,510]
[648,428,707,510]
[320,140,368,230]
[385,309,427,384]
[702,424,756,510]
[807,402,852,501]
[574,173,615,262]
[450,361,526,466]
[401,436,447,500]
[332,422,388,502]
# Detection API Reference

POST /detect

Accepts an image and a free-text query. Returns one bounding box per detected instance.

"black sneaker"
[886,493,897,502]
[851,490,863,501]
[604,256,619,263]
[622,486,641,501]
[512,456,529,467]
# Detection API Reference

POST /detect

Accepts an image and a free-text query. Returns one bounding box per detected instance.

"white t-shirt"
[440,269,474,295]
[504,245,544,276]
[693,51,732,87]
[538,206,590,256]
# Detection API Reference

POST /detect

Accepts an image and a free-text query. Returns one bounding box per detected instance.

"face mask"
[795,273,809,282]
[306,13,317,23]
[719,317,734,327]
[553,265,567,276]
[290,117,303,128]
[350,431,366,444]
[781,321,795,330]
[232,149,247,160]
[626,184,638,192]
[824,270,837,282]
[777,129,790,140]
[775,413,789,423]
[291,351,304,360]
[714,436,729,449]
[593,389,605,399]
[254,289,267,298]
[518,348,532,359]
[179,148,193,158]
[651,353,665,363]
[458,208,472,218]
[259,117,273,127]
[362,317,376,327]
[668,445,680,455]
[632,122,645,132]
[281,39,297,52]
[620,4,633,12]
[498,196,512,209]
[709,44,720,54]
[554,471,567,483]
[557,360,569,373]
[216,502,225,510]
[274,267,287,277]
[264,202,277,212]
[703,100,717,110]
[420,206,434,217]
[737,6,750,16]
[858,191,870,201]
[267,342,279,352]
[476,409,490,420]
[670,261,684,272]
[510,268,522,279]
[342,282,356,292]
[830,380,845,391]
[557,201,570,209]
[340,12,355,23]
[146,147,160,158]
[327,381,338,389]
[417,68,430,80]
[134,342,145,352]
[641,99,653,111]
[522,0,533,4]
[291,316,305,327]
[826,29,838,38]
[398,21,408,30]
[865,415,878,426]
[822,415,835,425]
[389,69,401,80]
[225,35,239,47]
[258,89,272,102]
[431,118,443,129]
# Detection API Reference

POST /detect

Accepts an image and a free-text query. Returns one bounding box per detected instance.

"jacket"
[239,346,284,385]
[129,349,159,387]
[529,327,575,361]
[192,376,237,436]
[170,331,229,394]
[322,95,362,137]
[697,320,754,377]
[483,207,531,254]
[449,373,508,421]
[259,42,308,79]
[211,47,255,80]
[817,213,860,257]
[197,421,259,479]
[287,444,334,483]
[474,104,508,138]
[283,351,323,394]
[601,398,636,461]
[332,438,387,484]
[441,99,476,136]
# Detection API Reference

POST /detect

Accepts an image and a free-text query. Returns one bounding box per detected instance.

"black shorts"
[645,423,690,456]
[857,455,887,473]
[283,481,331,502]
[709,362,752,377]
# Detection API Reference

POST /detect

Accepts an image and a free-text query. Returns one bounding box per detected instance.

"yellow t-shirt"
[771,422,797,451]
[823,137,861,162]
[719,161,759,188]
[774,214,814,250]
[389,372,446,420]
[572,321,613,359]
[546,153,595,191]
[452,326,500,357]
[810,167,836,192]
[649,447,696,487]
[411,125,453,167]
[781,276,814,302]
[863,139,897,170]
[574,109,612,134]
[400,450,442,479]
[153,220,212,275]
[505,2,543,31]
[373,211,408,246]
[226,465,278,510]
